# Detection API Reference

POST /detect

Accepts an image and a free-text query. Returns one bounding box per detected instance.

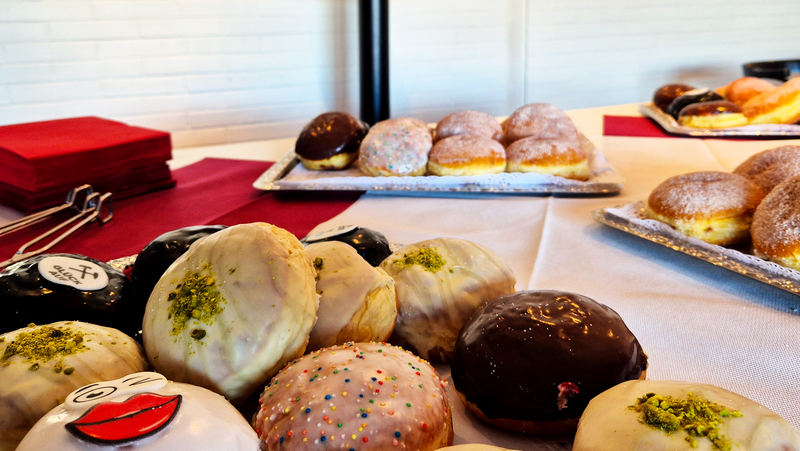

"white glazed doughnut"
[358,118,432,176]
[17,372,259,451]
[0,321,148,451]
[305,242,397,351]
[142,223,319,404]
[252,342,453,451]
[574,380,800,451]
[380,238,516,362]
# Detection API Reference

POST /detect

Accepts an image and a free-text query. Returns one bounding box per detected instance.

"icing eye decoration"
[66,372,168,411]
[66,393,182,445]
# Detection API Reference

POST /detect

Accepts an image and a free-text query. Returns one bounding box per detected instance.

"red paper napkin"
[0,117,172,191]
[0,158,363,263]
[603,116,675,138]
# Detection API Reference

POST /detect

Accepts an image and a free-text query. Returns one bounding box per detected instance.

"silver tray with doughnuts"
[253,133,624,195]
[592,201,800,296]
[639,103,800,137]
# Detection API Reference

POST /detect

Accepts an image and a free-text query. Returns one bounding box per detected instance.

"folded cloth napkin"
[0,164,176,213]
[0,116,172,191]
[0,158,363,263]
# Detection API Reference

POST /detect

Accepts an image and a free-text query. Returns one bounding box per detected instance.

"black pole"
[359,0,390,125]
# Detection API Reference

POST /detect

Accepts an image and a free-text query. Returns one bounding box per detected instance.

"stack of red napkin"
[0,117,176,212]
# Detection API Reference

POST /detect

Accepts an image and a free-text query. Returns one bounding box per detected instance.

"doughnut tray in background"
[252,133,624,195]
[639,103,800,138]
[592,201,800,296]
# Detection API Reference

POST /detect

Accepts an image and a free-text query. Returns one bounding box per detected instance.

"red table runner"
[0,158,363,263]
[603,115,676,138]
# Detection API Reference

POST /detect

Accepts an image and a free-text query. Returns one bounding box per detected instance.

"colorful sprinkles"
[253,342,449,449]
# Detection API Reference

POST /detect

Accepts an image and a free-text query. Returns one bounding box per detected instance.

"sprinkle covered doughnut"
[751,174,800,270]
[647,171,764,246]
[733,145,800,195]
[504,103,578,144]
[357,118,432,177]
[434,110,504,143]
[253,342,453,451]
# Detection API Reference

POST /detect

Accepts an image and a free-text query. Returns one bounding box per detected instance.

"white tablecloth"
[2,105,798,449]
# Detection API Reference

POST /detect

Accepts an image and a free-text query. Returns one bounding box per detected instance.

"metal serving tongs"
[0,184,95,239]
[0,191,114,270]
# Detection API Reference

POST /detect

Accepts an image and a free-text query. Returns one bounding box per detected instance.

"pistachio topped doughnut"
[647,171,764,246]
[143,222,319,404]
[357,118,432,176]
[574,380,800,451]
[252,342,453,451]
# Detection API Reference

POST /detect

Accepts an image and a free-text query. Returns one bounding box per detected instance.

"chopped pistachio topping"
[394,247,446,273]
[313,257,324,271]
[166,266,225,337]
[1,325,86,370]
[630,392,742,451]
[191,329,207,340]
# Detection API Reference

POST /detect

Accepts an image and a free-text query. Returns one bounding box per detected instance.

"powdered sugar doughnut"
[506,137,590,180]
[434,110,504,143]
[647,171,764,246]
[143,223,319,404]
[428,135,506,176]
[252,342,453,451]
[358,118,432,176]
[17,372,258,451]
[504,103,578,144]
[752,174,800,270]
[733,145,800,195]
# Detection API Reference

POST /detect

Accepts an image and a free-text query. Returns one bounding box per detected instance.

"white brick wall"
[0,0,797,148]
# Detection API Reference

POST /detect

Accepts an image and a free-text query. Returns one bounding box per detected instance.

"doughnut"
[653,83,695,111]
[439,446,519,451]
[0,254,139,339]
[131,225,227,313]
[0,321,148,450]
[380,238,516,362]
[302,225,392,267]
[504,103,579,144]
[742,78,800,125]
[451,290,648,435]
[358,118,432,176]
[142,222,319,404]
[305,241,397,351]
[733,145,800,194]
[677,101,748,128]
[647,171,764,246]
[573,380,800,451]
[505,137,590,181]
[666,88,724,120]
[427,135,507,176]
[17,372,259,451]
[252,342,453,451]
[751,174,800,270]
[724,77,776,107]
[434,110,504,143]
[295,112,368,170]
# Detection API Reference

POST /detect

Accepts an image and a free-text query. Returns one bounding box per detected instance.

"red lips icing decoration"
[66,393,182,445]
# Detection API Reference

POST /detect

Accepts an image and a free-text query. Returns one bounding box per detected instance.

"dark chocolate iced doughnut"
[301,225,392,267]
[451,290,648,434]
[130,225,226,308]
[0,254,136,337]
[652,83,695,111]
[666,88,724,120]
[295,111,368,170]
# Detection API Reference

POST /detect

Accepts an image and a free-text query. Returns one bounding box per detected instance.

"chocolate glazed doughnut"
[451,290,648,434]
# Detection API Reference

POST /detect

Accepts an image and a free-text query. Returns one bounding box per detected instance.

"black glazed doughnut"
[295,112,369,170]
[666,88,724,120]
[652,83,695,111]
[0,253,136,337]
[130,225,227,308]
[301,225,392,267]
[451,290,648,434]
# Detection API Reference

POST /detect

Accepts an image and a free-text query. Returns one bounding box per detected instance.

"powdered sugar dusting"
[506,137,586,165]
[429,134,505,165]
[648,171,762,219]
[733,145,800,194]
[434,110,503,143]
[752,174,800,256]
[506,103,579,144]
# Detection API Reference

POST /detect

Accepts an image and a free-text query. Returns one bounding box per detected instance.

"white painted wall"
[0,0,798,147]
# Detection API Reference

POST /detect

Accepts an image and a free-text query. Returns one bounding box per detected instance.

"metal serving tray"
[639,103,800,138]
[592,201,800,295]
[253,133,624,195]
